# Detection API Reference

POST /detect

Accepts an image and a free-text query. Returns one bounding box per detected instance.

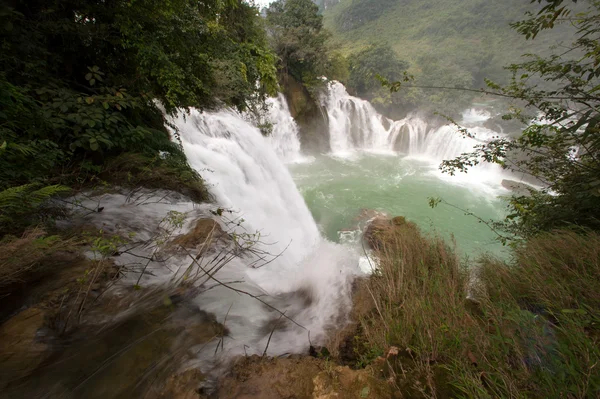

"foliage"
[323,0,576,116]
[0,0,276,235]
[346,44,409,100]
[334,0,396,32]
[354,221,600,397]
[100,153,210,203]
[0,184,70,235]
[439,0,600,235]
[266,0,342,88]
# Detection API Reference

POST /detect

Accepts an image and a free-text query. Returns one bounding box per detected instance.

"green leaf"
[360,386,370,398]
[85,73,93,81]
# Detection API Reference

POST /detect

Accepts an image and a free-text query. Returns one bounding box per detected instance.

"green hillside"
[322,0,577,116]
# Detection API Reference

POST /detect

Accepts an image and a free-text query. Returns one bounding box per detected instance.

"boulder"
[501,179,536,197]
[363,216,416,250]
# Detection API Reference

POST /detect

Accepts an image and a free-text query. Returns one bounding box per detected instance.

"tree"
[0,0,277,187]
[0,0,277,235]
[347,44,410,98]
[437,0,600,236]
[266,0,331,86]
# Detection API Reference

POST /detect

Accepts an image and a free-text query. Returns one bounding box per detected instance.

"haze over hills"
[322,0,575,90]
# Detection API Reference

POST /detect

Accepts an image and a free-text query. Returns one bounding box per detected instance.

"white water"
[321,81,391,154]
[170,108,360,358]
[264,94,304,163]
[321,80,509,190]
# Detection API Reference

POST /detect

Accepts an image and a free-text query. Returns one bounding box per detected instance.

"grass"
[351,220,600,398]
[0,229,81,296]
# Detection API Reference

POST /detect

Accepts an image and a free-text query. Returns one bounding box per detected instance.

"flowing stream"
[172,105,361,359]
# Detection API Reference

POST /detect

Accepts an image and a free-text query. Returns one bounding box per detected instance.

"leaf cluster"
[0,0,277,235]
[438,0,600,235]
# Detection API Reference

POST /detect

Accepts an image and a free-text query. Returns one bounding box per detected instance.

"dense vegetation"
[0,0,277,236]
[434,0,600,238]
[349,218,600,398]
[266,0,347,91]
[323,0,578,116]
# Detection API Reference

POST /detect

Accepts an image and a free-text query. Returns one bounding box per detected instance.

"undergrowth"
[0,228,81,297]
[353,221,600,398]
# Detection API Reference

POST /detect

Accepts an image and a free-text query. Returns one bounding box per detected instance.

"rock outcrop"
[281,74,330,153]
[363,216,417,250]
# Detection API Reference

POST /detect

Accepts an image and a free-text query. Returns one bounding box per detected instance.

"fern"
[0,184,70,234]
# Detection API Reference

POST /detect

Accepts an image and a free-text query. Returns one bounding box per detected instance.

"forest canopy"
[0,0,278,234]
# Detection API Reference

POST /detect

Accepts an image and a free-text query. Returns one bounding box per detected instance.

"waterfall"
[264,94,304,163]
[462,108,492,124]
[320,80,509,186]
[168,108,360,357]
[321,81,390,154]
[387,116,430,154]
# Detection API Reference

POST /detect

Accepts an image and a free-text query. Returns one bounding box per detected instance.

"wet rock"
[0,307,50,390]
[217,355,322,399]
[281,74,330,154]
[483,115,524,136]
[170,218,225,253]
[216,355,392,399]
[156,368,206,399]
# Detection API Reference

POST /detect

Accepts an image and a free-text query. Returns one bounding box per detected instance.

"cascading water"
[264,94,304,163]
[321,81,391,154]
[169,108,360,358]
[321,80,509,187]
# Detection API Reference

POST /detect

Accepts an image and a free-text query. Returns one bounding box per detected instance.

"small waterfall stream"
[264,94,304,163]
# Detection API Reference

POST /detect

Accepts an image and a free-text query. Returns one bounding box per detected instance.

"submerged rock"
[0,307,50,391]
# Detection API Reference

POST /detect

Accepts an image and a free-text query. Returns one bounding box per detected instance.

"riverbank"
[210,217,600,398]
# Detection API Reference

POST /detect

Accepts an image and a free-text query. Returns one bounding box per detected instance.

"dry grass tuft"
[0,228,80,295]
[352,220,600,398]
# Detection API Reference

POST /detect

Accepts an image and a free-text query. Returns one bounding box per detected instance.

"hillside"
[323,0,575,95]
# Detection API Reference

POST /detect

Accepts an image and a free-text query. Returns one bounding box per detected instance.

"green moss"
[100,152,211,203]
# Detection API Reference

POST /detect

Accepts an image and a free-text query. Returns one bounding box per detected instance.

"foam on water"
[168,108,362,359]
[320,80,510,193]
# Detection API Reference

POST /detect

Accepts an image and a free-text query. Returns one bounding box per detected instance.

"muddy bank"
[215,354,393,399]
